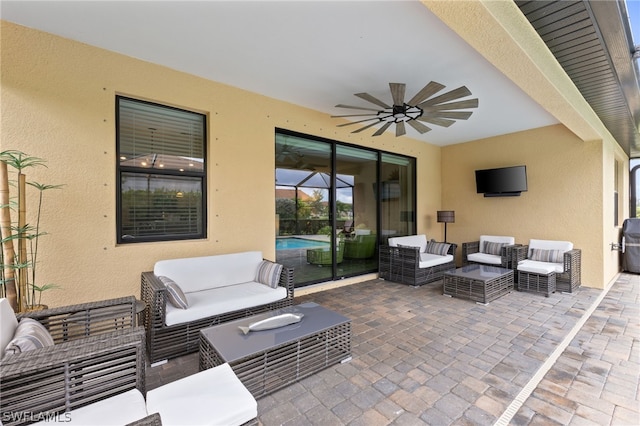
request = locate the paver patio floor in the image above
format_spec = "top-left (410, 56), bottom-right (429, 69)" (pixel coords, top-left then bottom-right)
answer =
top-left (146, 273), bottom-right (639, 425)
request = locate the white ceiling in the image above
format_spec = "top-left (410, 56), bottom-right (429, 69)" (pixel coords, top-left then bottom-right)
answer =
top-left (1, 0), bottom-right (559, 146)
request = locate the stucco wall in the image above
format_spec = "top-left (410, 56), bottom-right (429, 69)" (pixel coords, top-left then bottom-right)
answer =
top-left (442, 124), bottom-right (615, 289)
top-left (1, 21), bottom-right (442, 306)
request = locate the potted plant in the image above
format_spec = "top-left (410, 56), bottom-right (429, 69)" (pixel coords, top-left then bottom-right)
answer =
top-left (0, 150), bottom-right (62, 312)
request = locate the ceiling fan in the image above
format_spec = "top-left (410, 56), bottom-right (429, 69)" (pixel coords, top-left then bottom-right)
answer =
top-left (332, 82), bottom-right (478, 137)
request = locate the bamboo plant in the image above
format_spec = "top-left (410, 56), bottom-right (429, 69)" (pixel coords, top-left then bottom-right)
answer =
top-left (0, 150), bottom-right (62, 312)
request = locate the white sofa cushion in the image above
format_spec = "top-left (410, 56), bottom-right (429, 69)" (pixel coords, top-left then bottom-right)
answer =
top-left (146, 363), bottom-right (257, 426)
top-left (419, 253), bottom-right (454, 268)
top-left (0, 298), bottom-right (19, 359)
top-left (527, 239), bottom-right (572, 258)
top-left (31, 388), bottom-right (148, 425)
top-left (388, 235), bottom-right (428, 253)
top-left (518, 260), bottom-right (562, 275)
top-left (165, 282), bottom-right (287, 326)
top-left (480, 235), bottom-right (515, 253)
top-left (154, 251), bottom-right (263, 293)
top-left (467, 252), bottom-right (503, 265)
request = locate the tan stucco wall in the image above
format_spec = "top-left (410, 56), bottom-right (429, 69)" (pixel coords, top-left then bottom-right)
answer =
top-left (442, 124), bottom-right (623, 289)
top-left (0, 21), bottom-right (442, 306)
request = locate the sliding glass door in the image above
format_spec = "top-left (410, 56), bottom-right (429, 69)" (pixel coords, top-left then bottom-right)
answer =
top-left (275, 130), bottom-right (416, 287)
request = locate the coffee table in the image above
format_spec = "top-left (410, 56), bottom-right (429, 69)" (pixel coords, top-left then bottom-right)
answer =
top-left (199, 302), bottom-right (351, 398)
top-left (443, 264), bottom-right (514, 304)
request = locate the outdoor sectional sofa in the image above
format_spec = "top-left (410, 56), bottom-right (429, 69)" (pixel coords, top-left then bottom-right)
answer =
top-left (379, 234), bottom-right (457, 286)
top-left (141, 251), bottom-right (294, 364)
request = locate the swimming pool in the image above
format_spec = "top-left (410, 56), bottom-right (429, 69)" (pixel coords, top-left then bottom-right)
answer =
top-left (276, 237), bottom-right (329, 250)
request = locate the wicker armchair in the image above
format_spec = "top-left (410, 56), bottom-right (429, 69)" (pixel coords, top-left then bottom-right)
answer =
top-left (462, 236), bottom-right (519, 269)
top-left (379, 237), bottom-right (457, 286)
top-left (0, 297), bottom-right (146, 426)
top-left (141, 267), bottom-right (294, 364)
top-left (513, 240), bottom-right (582, 294)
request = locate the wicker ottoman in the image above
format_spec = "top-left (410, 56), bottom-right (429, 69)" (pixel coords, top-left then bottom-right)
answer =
top-left (517, 270), bottom-right (556, 297)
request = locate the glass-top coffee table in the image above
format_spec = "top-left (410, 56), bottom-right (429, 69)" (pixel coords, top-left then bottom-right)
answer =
top-left (443, 264), bottom-right (514, 304)
top-left (199, 302), bottom-right (351, 398)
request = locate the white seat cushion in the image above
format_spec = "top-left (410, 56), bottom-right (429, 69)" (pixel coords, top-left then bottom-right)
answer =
top-left (0, 298), bottom-right (19, 359)
top-left (146, 363), bottom-right (257, 426)
top-left (31, 389), bottom-right (147, 425)
top-left (419, 253), bottom-right (454, 268)
top-left (518, 260), bottom-right (563, 274)
top-left (467, 252), bottom-right (502, 265)
top-left (165, 282), bottom-right (287, 326)
top-left (388, 235), bottom-right (429, 252)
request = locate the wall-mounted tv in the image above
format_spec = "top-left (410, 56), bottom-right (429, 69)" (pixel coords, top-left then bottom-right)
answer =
top-left (475, 165), bottom-right (527, 197)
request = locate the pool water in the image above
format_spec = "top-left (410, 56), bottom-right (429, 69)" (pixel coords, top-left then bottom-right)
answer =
top-left (276, 237), bottom-right (329, 250)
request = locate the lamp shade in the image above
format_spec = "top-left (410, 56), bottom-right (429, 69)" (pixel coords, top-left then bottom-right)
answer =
top-left (437, 210), bottom-right (455, 223)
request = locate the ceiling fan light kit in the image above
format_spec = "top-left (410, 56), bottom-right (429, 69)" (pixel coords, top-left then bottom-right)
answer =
top-left (332, 82), bottom-right (478, 137)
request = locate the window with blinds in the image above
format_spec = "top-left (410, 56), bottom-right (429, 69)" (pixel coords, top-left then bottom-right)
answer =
top-left (116, 96), bottom-right (206, 243)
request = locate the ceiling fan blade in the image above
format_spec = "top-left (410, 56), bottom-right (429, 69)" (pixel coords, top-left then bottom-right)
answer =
top-left (335, 104), bottom-right (381, 112)
top-left (421, 98), bottom-right (479, 111)
top-left (418, 86), bottom-right (473, 107)
top-left (337, 117), bottom-right (380, 127)
top-left (407, 119), bottom-right (432, 134)
top-left (421, 110), bottom-right (474, 120)
top-left (389, 83), bottom-right (406, 106)
top-left (352, 121), bottom-right (383, 134)
top-left (396, 121), bottom-right (406, 137)
top-left (417, 115), bottom-right (456, 127)
top-left (331, 113), bottom-right (379, 118)
top-left (407, 81), bottom-right (446, 105)
top-left (372, 122), bottom-right (393, 136)
top-left (355, 92), bottom-right (391, 109)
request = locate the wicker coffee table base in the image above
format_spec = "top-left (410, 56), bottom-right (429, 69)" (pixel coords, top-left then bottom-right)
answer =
top-left (443, 267), bottom-right (513, 304)
top-left (200, 320), bottom-right (351, 398)
top-left (517, 271), bottom-right (556, 297)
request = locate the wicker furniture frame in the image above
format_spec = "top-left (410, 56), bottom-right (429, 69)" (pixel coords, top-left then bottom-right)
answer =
top-left (199, 303), bottom-right (351, 398)
top-left (443, 265), bottom-right (514, 304)
top-left (512, 246), bottom-right (581, 293)
top-left (1, 297), bottom-right (145, 426)
top-left (461, 241), bottom-right (520, 269)
top-left (517, 270), bottom-right (556, 297)
top-left (141, 267), bottom-right (295, 364)
top-left (379, 242), bottom-right (457, 286)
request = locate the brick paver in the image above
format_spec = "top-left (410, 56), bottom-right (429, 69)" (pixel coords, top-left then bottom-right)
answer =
top-left (146, 273), bottom-right (639, 425)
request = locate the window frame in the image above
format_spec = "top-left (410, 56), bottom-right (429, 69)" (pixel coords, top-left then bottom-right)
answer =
top-left (115, 96), bottom-right (207, 244)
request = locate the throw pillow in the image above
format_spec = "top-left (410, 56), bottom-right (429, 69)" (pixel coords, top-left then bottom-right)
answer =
top-left (483, 241), bottom-right (507, 256)
top-left (4, 318), bottom-right (55, 356)
top-left (530, 248), bottom-right (564, 263)
top-left (255, 260), bottom-right (283, 289)
top-left (426, 241), bottom-right (451, 256)
top-left (158, 276), bottom-right (189, 309)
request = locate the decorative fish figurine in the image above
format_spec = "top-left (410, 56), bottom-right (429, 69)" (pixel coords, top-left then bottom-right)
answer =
top-left (239, 313), bottom-right (304, 335)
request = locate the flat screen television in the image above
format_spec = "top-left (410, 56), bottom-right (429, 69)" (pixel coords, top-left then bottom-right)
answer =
top-left (475, 165), bottom-right (527, 197)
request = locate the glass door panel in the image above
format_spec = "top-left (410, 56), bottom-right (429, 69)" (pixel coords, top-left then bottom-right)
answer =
top-left (380, 153), bottom-right (416, 244)
top-left (275, 134), bottom-right (333, 284)
top-left (336, 145), bottom-right (378, 278)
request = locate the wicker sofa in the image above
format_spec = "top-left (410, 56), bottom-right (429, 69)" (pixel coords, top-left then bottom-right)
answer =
top-left (379, 234), bottom-right (457, 286)
top-left (141, 251), bottom-right (294, 364)
top-left (0, 297), bottom-right (146, 426)
top-left (514, 239), bottom-right (582, 295)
